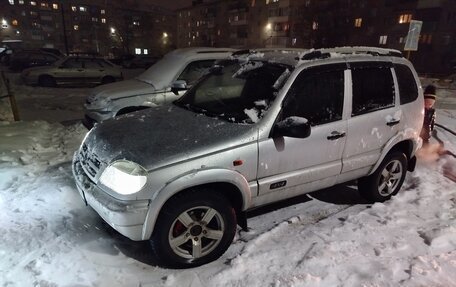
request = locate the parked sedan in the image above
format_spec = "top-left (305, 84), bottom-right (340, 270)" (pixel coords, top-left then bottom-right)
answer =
top-left (21, 56), bottom-right (123, 87)
top-left (9, 50), bottom-right (62, 72)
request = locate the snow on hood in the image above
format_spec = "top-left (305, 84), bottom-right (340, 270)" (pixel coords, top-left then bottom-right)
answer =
top-left (89, 79), bottom-right (156, 102)
top-left (84, 105), bottom-right (257, 170)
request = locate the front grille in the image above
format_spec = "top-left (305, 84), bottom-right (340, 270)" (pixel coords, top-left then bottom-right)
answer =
top-left (79, 143), bottom-right (102, 181)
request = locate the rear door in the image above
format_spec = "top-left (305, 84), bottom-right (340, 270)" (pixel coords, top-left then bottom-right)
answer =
top-left (341, 61), bottom-right (400, 178)
top-left (55, 58), bottom-right (85, 85)
top-left (257, 64), bottom-right (348, 199)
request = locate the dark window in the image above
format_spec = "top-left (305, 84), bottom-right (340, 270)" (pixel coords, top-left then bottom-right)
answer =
top-left (394, 64), bottom-right (418, 105)
top-left (62, 58), bottom-right (82, 68)
top-left (282, 65), bottom-right (345, 126)
top-left (177, 60), bottom-right (216, 86)
top-left (351, 63), bottom-right (395, 116)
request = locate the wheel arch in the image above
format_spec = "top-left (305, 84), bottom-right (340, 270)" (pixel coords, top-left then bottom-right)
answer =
top-left (370, 138), bottom-right (418, 175)
top-left (141, 168), bottom-right (252, 240)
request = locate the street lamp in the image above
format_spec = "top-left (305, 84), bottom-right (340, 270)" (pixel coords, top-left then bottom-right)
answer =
top-left (1, 19), bottom-right (8, 29)
top-left (163, 32), bottom-right (168, 38)
top-left (110, 27), bottom-right (116, 35)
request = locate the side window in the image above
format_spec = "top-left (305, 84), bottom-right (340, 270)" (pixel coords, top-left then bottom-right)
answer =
top-left (83, 59), bottom-right (102, 69)
top-left (394, 64), bottom-right (418, 105)
top-left (282, 65), bottom-right (345, 126)
top-left (177, 60), bottom-right (216, 86)
top-left (62, 58), bottom-right (82, 68)
top-left (351, 63), bottom-right (395, 116)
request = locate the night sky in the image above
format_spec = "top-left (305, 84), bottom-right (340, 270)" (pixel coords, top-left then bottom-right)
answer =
top-left (151, 0), bottom-right (192, 10)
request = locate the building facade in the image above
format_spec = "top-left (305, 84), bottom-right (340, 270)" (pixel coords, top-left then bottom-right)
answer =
top-left (177, 0), bottom-right (456, 74)
top-left (0, 0), bottom-right (176, 57)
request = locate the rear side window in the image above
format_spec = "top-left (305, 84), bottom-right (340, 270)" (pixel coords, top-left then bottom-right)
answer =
top-left (394, 64), bottom-right (418, 105)
top-left (351, 62), bottom-right (395, 116)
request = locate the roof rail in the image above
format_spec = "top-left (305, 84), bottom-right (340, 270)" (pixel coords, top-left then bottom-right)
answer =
top-left (301, 46), bottom-right (403, 60)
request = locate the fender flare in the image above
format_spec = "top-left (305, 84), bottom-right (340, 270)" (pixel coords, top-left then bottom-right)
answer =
top-left (368, 131), bottom-right (419, 175)
top-left (141, 168), bottom-right (252, 240)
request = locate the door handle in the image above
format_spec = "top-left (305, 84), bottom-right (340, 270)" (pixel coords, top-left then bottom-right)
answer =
top-left (327, 131), bottom-right (346, 140)
top-left (386, 119), bottom-right (400, 126)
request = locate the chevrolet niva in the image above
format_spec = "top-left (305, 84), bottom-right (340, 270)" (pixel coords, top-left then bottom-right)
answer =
top-left (73, 47), bottom-right (424, 268)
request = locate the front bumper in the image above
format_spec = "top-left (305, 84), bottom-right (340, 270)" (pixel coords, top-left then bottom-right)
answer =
top-left (72, 158), bottom-right (150, 240)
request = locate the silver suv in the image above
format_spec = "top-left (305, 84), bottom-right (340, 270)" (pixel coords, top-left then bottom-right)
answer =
top-left (83, 47), bottom-right (235, 128)
top-left (73, 47), bottom-right (423, 268)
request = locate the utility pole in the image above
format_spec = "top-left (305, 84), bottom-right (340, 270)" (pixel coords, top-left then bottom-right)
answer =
top-left (61, 3), bottom-right (69, 55)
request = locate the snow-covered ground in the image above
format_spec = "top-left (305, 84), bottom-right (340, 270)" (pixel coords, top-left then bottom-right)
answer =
top-left (1, 71), bottom-right (456, 286)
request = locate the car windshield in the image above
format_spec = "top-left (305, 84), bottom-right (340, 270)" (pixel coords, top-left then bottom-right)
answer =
top-left (175, 60), bottom-right (291, 124)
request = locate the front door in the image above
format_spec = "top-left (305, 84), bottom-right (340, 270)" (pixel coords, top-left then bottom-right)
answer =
top-left (257, 64), bottom-right (348, 200)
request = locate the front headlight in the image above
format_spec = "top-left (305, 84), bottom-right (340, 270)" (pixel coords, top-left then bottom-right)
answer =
top-left (99, 160), bottom-right (147, 195)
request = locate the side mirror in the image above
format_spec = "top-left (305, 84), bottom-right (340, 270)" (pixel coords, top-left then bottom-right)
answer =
top-left (274, 116), bottom-right (311, 138)
top-left (171, 80), bottom-right (188, 95)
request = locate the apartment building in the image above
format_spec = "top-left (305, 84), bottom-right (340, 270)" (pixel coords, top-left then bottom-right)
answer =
top-left (0, 0), bottom-right (176, 57)
top-left (177, 0), bottom-right (456, 74)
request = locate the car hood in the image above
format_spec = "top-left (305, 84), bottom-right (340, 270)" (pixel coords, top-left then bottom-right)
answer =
top-left (90, 79), bottom-right (156, 101)
top-left (84, 105), bottom-right (258, 171)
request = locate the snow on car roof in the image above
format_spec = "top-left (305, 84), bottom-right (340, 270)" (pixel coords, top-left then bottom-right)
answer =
top-left (231, 46), bottom-right (404, 68)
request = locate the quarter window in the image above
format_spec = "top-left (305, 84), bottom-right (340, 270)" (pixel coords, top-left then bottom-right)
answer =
top-left (351, 63), bottom-right (395, 116)
top-left (394, 64), bottom-right (418, 105)
top-left (282, 65), bottom-right (345, 126)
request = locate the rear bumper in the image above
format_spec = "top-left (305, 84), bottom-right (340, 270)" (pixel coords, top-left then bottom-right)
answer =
top-left (72, 157), bottom-right (150, 240)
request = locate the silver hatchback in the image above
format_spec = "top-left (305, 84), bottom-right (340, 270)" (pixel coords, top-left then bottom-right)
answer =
top-left (73, 47), bottom-right (423, 268)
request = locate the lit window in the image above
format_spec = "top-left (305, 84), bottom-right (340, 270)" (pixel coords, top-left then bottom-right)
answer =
top-left (92, 17), bottom-right (98, 22)
top-left (12, 19), bottom-right (18, 25)
top-left (133, 21), bottom-right (140, 26)
top-left (135, 48), bottom-right (141, 55)
top-left (52, 3), bottom-right (58, 9)
top-left (30, 1), bottom-right (36, 5)
top-left (101, 9), bottom-right (105, 14)
top-left (312, 21), bottom-right (318, 30)
top-left (101, 18), bottom-right (106, 23)
top-left (40, 2), bottom-right (48, 8)
top-left (399, 37), bottom-right (404, 44)
top-left (80, 6), bottom-right (87, 12)
top-left (379, 35), bottom-right (388, 45)
top-left (1, 19), bottom-right (8, 28)
top-left (354, 18), bottom-right (362, 27)
top-left (9, 0), bottom-right (14, 5)
top-left (217, 29), bottom-right (221, 36)
top-left (74, 25), bottom-right (79, 30)
top-left (19, 0), bottom-right (24, 4)
top-left (71, 6), bottom-right (76, 11)
top-left (399, 14), bottom-right (412, 24)
top-left (143, 49), bottom-right (148, 55)
top-left (251, 0), bottom-right (255, 7)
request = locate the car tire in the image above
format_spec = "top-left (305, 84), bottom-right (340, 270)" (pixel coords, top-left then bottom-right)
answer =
top-left (101, 76), bottom-right (115, 85)
top-left (150, 189), bottom-right (237, 268)
top-left (38, 75), bottom-right (56, 87)
top-left (358, 151), bottom-right (408, 202)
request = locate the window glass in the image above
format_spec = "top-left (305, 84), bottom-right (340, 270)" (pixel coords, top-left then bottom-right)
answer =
top-left (83, 59), bottom-right (102, 69)
top-left (98, 59), bottom-right (112, 67)
top-left (394, 64), bottom-right (418, 105)
top-left (61, 58), bottom-right (82, 68)
top-left (175, 60), bottom-right (289, 123)
top-left (43, 54), bottom-right (57, 61)
top-left (177, 60), bottom-right (216, 86)
top-left (351, 63), bottom-right (395, 116)
top-left (282, 65), bottom-right (345, 126)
